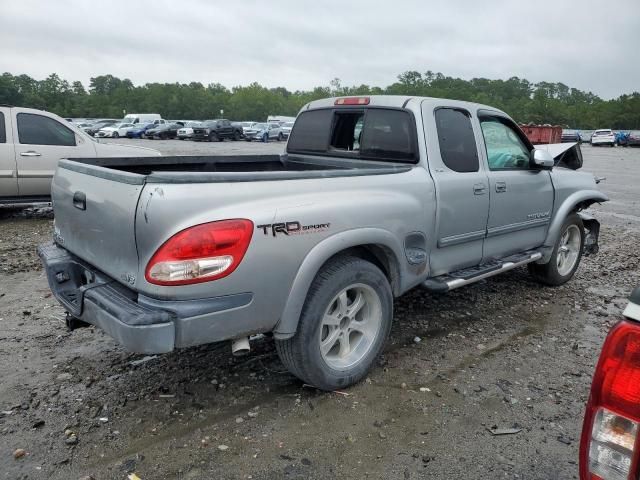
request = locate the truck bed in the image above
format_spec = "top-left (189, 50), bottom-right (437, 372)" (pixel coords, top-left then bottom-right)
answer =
top-left (59, 154), bottom-right (411, 184)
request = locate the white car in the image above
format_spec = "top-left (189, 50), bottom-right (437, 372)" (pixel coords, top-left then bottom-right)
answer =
top-left (281, 121), bottom-right (294, 138)
top-left (177, 121), bottom-right (202, 140)
top-left (96, 123), bottom-right (136, 138)
top-left (243, 122), bottom-right (284, 142)
top-left (591, 129), bottom-right (616, 147)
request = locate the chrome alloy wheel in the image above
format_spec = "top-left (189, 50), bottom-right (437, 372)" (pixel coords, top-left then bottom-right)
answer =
top-left (319, 284), bottom-right (383, 370)
top-left (557, 224), bottom-right (581, 276)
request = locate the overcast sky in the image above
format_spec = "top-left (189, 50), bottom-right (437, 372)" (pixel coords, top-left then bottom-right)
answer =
top-left (1, 0), bottom-right (638, 99)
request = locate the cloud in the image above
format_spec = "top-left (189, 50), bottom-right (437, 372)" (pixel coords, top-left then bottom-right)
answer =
top-left (0, 0), bottom-right (637, 99)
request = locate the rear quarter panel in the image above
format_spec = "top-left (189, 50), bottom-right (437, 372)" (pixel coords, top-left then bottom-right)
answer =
top-left (135, 167), bottom-right (435, 332)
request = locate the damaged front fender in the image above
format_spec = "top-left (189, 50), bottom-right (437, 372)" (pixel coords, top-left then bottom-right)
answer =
top-left (579, 211), bottom-right (600, 255)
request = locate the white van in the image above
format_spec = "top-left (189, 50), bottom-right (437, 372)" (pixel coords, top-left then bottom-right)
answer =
top-left (123, 114), bottom-right (165, 125)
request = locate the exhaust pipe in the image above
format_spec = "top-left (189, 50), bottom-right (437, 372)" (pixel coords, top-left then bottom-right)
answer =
top-left (231, 336), bottom-right (250, 356)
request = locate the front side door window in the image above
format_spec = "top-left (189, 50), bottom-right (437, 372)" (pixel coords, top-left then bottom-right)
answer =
top-left (17, 113), bottom-right (76, 146)
top-left (479, 118), bottom-right (530, 170)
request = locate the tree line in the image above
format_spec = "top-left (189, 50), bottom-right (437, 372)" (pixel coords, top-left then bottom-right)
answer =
top-left (1, 71), bottom-right (638, 129)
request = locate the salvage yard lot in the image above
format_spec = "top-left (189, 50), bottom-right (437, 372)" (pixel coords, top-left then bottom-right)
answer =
top-left (1, 143), bottom-right (639, 480)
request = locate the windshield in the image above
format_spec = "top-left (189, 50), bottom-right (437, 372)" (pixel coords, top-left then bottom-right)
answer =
top-left (253, 123), bottom-right (267, 130)
top-left (283, 122), bottom-right (294, 128)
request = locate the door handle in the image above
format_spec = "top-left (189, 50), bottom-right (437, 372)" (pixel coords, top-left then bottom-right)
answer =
top-left (495, 181), bottom-right (507, 193)
top-left (473, 183), bottom-right (486, 195)
top-left (20, 151), bottom-right (41, 157)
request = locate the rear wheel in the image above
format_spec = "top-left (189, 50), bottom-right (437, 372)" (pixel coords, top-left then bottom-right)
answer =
top-left (275, 256), bottom-right (393, 391)
top-left (528, 213), bottom-right (584, 286)
top-left (278, 133), bottom-right (284, 141)
top-left (113, 132), bottom-right (119, 138)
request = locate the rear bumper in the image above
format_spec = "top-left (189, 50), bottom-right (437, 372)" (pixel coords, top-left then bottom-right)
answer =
top-left (38, 243), bottom-right (253, 354)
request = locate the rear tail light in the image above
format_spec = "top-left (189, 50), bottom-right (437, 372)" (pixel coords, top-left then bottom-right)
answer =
top-left (335, 97), bottom-right (370, 106)
top-left (145, 219), bottom-right (253, 286)
top-left (581, 289), bottom-right (640, 479)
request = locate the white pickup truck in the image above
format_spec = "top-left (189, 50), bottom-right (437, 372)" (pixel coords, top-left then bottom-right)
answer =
top-left (0, 106), bottom-right (160, 203)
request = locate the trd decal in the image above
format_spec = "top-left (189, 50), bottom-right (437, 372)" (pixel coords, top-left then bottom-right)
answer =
top-left (257, 221), bottom-right (331, 237)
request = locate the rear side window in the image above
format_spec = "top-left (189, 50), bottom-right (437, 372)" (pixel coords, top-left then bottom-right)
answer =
top-left (17, 113), bottom-right (76, 146)
top-left (434, 108), bottom-right (479, 173)
top-left (288, 108), bottom-right (417, 162)
top-left (0, 113), bottom-right (5, 143)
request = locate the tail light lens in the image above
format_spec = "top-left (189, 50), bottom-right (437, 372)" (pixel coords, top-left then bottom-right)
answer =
top-left (145, 219), bottom-right (253, 286)
top-left (581, 318), bottom-right (640, 479)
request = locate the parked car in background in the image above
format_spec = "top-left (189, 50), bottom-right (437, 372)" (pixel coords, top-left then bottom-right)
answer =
top-left (192, 119), bottom-right (243, 142)
top-left (615, 131), bottom-right (630, 146)
top-left (126, 123), bottom-right (155, 139)
top-left (177, 121), bottom-right (202, 140)
top-left (243, 122), bottom-right (283, 142)
top-left (627, 132), bottom-right (640, 147)
top-left (123, 113), bottom-right (164, 125)
top-left (144, 122), bottom-right (184, 140)
top-left (239, 121), bottom-right (258, 129)
top-left (591, 129), bottom-right (616, 147)
top-left (281, 121), bottom-right (294, 139)
top-left (0, 106), bottom-right (159, 203)
top-left (580, 287), bottom-right (640, 480)
top-left (561, 129), bottom-right (581, 143)
top-left (84, 119), bottom-right (119, 136)
top-left (96, 122), bottom-right (136, 138)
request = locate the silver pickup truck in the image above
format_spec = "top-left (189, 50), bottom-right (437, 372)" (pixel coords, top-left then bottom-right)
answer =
top-left (39, 95), bottom-right (607, 390)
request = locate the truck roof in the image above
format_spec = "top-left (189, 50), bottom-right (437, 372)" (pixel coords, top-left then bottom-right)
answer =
top-left (303, 95), bottom-right (507, 117)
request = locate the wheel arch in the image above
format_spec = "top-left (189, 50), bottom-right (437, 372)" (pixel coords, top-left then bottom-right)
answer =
top-left (541, 190), bottom-right (608, 262)
top-left (273, 228), bottom-right (404, 339)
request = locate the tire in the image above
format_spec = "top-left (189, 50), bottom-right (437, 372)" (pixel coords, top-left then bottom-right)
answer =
top-left (113, 132), bottom-right (119, 138)
top-left (233, 130), bottom-right (241, 141)
top-left (208, 133), bottom-right (216, 142)
top-left (278, 133), bottom-right (284, 141)
top-left (262, 133), bottom-right (268, 143)
top-left (218, 135), bottom-right (224, 142)
top-left (528, 213), bottom-right (584, 286)
top-left (275, 255), bottom-right (393, 391)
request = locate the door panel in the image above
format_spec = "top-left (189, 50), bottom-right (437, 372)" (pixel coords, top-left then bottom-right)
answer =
top-left (479, 115), bottom-right (554, 260)
top-left (423, 104), bottom-right (490, 276)
top-left (0, 109), bottom-right (18, 197)
top-left (12, 110), bottom-right (95, 197)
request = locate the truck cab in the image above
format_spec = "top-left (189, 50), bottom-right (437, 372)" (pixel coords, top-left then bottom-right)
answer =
top-left (0, 105), bottom-right (161, 203)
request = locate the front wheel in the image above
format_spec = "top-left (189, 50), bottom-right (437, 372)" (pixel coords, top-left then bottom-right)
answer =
top-left (528, 213), bottom-right (584, 286)
top-left (278, 133), bottom-right (284, 141)
top-left (233, 131), bottom-right (241, 141)
top-left (113, 132), bottom-right (119, 138)
top-left (275, 256), bottom-right (393, 391)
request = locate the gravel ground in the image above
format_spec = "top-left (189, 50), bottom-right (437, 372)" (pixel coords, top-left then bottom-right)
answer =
top-left (1, 142), bottom-right (639, 480)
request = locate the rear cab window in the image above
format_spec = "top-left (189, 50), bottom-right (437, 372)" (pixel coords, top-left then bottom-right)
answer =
top-left (287, 107), bottom-right (418, 163)
top-left (0, 112), bottom-right (6, 143)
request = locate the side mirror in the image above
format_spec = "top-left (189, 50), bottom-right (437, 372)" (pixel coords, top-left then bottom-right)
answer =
top-left (532, 149), bottom-right (554, 169)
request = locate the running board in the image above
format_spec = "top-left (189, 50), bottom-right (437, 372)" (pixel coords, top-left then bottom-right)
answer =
top-left (422, 251), bottom-right (543, 293)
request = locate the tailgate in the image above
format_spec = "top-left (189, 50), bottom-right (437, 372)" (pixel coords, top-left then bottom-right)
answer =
top-left (52, 160), bottom-right (145, 288)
